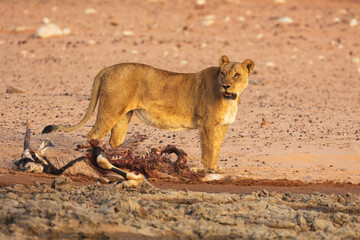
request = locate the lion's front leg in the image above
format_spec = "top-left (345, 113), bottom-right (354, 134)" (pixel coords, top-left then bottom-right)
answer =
top-left (199, 124), bottom-right (228, 172)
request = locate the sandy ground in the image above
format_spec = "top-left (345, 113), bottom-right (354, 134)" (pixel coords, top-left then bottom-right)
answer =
top-left (0, 0), bottom-right (360, 238)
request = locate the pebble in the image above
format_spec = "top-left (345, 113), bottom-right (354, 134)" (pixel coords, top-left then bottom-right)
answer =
top-left (0, 40), bottom-right (4, 44)
top-left (237, 16), bottom-right (246, 22)
top-left (278, 16), bottom-right (293, 24)
top-left (123, 30), bottom-right (134, 36)
top-left (6, 86), bottom-right (26, 94)
top-left (180, 60), bottom-right (188, 65)
top-left (200, 42), bottom-right (207, 48)
top-left (42, 17), bottom-right (50, 24)
top-left (88, 39), bottom-right (96, 45)
top-left (265, 62), bottom-right (275, 67)
top-left (274, 0), bottom-right (286, 3)
top-left (255, 33), bottom-right (263, 39)
top-left (202, 15), bottom-right (216, 26)
top-left (333, 17), bottom-right (340, 23)
top-left (223, 16), bottom-right (231, 22)
top-left (349, 18), bottom-right (358, 27)
top-left (352, 57), bottom-right (360, 64)
top-left (318, 55), bottom-right (325, 61)
top-left (196, 0), bottom-right (206, 7)
top-left (131, 50), bottom-right (138, 54)
top-left (35, 23), bottom-right (70, 38)
top-left (20, 50), bottom-right (27, 57)
top-left (84, 8), bottom-right (97, 14)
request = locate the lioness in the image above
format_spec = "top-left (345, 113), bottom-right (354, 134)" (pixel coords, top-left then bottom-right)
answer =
top-left (43, 55), bottom-right (254, 172)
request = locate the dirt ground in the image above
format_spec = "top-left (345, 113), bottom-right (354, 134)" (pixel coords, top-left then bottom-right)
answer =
top-left (0, 0), bottom-right (359, 239)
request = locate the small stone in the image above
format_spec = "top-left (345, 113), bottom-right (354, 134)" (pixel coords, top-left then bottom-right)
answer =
top-left (131, 50), bottom-right (138, 54)
top-left (163, 51), bottom-right (169, 56)
top-left (223, 16), bottom-right (230, 22)
top-left (256, 33), bottom-right (263, 39)
top-left (202, 15), bottom-right (216, 26)
top-left (35, 23), bottom-right (63, 38)
top-left (6, 86), bottom-right (26, 94)
top-left (88, 39), bottom-right (96, 45)
top-left (62, 28), bottom-right (71, 35)
top-left (0, 40), bottom-right (4, 44)
top-left (200, 42), bottom-right (207, 48)
top-left (275, 0), bottom-right (286, 3)
top-left (290, 55), bottom-right (296, 60)
top-left (261, 118), bottom-right (270, 128)
top-left (265, 62), bottom-right (275, 67)
top-left (110, 20), bottom-right (119, 26)
top-left (350, 18), bottom-right (358, 27)
top-left (180, 60), bottom-right (188, 65)
top-left (246, 10), bottom-right (252, 16)
top-left (85, 8), bottom-right (96, 14)
top-left (20, 50), bottom-right (27, 57)
top-left (196, 0), bottom-right (206, 7)
top-left (52, 6), bottom-right (58, 11)
top-left (352, 57), bottom-right (360, 64)
top-left (318, 55), bottom-right (325, 61)
top-left (123, 30), bottom-right (134, 36)
top-left (333, 17), bottom-right (340, 23)
top-left (278, 16), bottom-right (293, 24)
top-left (42, 17), bottom-right (50, 24)
top-left (237, 16), bottom-right (246, 22)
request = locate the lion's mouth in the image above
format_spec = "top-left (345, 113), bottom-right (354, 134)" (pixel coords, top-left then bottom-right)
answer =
top-left (223, 92), bottom-right (237, 100)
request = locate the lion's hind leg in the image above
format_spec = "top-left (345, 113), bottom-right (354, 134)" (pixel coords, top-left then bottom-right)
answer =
top-left (109, 111), bottom-right (133, 148)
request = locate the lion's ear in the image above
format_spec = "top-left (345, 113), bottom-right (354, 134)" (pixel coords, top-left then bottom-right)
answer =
top-left (219, 55), bottom-right (230, 67)
top-left (241, 59), bottom-right (255, 75)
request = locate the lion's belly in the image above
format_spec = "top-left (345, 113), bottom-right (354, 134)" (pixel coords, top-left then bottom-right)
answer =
top-left (133, 109), bottom-right (197, 131)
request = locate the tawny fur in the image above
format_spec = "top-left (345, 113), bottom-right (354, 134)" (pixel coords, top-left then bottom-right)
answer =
top-left (43, 55), bottom-right (254, 172)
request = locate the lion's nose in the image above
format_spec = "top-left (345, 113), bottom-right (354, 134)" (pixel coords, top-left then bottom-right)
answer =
top-left (222, 85), bottom-right (230, 90)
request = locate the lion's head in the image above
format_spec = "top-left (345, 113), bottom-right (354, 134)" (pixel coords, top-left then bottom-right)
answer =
top-left (218, 55), bottom-right (255, 100)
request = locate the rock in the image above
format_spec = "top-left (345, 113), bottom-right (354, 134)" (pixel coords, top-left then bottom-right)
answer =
top-left (350, 18), bottom-right (358, 27)
top-left (196, 0), bottom-right (206, 7)
top-left (333, 17), bottom-right (340, 23)
top-left (352, 57), bottom-right (360, 64)
top-left (123, 30), bottom-right (134, 36)
top-left (84, 8), bottom-right (96, 14)
top-left (35, 23), bottom-right (70, 38)
top-left (318, 55), bottom-right (325, 61)
top-left (88, 39), bottom-right (96, 45)
top-left (261, 118), bottom-right (270, 128)
top-left (312, 219), bottom-right (335, 232)
top-left (202, 15), bottom-right (216, 26)
top-left (237, 16), bottom-right (246, 22)
top-left (51, 175), bottom-right (72, 190)
top-left (180, 60), bottom-right (188, 65)
top-left (42, 17), bottom-right (50, 24)
top-left (265, 62), bottom-right (275, 67)
top-left (6, 86), bottom-right (26, 94)
top-left (278, 16), bottom-right (293, 24)
top-left (256, 33), bottom-right (263, 39)
top-left (275, 0), bottom-right (286, 3)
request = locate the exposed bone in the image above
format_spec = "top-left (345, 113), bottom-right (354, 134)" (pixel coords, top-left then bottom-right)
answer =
top-left (37, 139), bottom-right (55, 155)
top-left (24, 119), bottom-right (31, 150)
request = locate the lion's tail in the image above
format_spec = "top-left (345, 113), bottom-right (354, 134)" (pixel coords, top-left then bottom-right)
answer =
top-left (42, 69), bottom-right (106, 134)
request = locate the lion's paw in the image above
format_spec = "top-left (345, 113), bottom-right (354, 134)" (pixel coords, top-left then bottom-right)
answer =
top-left (191, 166), bottom-right (225, 174)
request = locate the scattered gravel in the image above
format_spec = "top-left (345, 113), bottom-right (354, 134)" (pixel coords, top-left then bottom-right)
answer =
top-left (0, 176), bottom-right (359, 239)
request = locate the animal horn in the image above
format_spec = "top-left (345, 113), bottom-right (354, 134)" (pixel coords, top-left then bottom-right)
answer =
top-left (24, 119), bottom-right (31, 150)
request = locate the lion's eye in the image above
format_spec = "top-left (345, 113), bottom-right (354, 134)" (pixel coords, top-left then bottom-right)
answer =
top-left (234, 73), bottom-right (240, 77)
